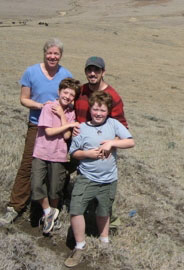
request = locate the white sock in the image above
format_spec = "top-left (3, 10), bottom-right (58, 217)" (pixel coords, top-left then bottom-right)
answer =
top-left (99, 236), bottom-right (109, 243)
top-left (43, 207), bottom-right (51, 216)
top-left (75, 241), bottom-right (86, 249)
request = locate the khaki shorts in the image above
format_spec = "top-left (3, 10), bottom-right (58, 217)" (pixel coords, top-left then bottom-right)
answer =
top-left (70, 174), bottom-right (117, 217)
top-left (31, 158), bottom-right (67, 201)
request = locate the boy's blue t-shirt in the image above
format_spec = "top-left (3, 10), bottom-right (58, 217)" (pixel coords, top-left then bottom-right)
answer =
top-left (69, 117), bottom-right (132, 183)
top-left (20, 63), bottom-right (72, 124)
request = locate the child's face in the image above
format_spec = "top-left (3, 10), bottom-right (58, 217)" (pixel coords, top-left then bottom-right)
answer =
top-left (58, 88), bottom-right (75, 108)
top-left (90, 102), bottom-right (108, 125)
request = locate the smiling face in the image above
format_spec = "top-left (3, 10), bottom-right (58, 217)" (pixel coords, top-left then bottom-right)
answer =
top-left (90, 102), bottom-right (109, 125)
top-left (85, 65), bottom-right (105, 86)
top-left (44, 46), bottom-right (62, 69)
top-left (59, 88), bottom-right (76, 108)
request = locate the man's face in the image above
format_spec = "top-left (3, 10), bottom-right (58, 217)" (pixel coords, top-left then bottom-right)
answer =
top-left (90, 102), bottom-right (108, 125)
top-left (44, 46), bottom-right (62, 69)
top-left (85, 65), bottom-right (105, 85)
top-left (59, 88), bottom-right (75, 108)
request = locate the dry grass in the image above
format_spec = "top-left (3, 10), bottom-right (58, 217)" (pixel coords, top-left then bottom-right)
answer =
top-left (0, 227), bottom-right (66, 270)
top-left (0, 1), bottom-right (184, 269)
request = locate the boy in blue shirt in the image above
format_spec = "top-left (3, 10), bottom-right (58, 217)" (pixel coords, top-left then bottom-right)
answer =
top-left (65, 91), bottom-right (135, 267)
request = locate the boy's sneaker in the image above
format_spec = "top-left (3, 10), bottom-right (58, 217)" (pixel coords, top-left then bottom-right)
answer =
top-left (64, 245), bottom-right (87, 267)
top-left (99, 241), bottom-right (110, 249)
top-left (0, 207), bottom-right (18, 225)
top-left (43, 208), bottom-right (59, 234)
top-left (53, 219), bottom-right (62, 231)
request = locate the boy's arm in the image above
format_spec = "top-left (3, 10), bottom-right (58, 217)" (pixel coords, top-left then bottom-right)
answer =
top-left (98, 119), bottom-right (134, 155)
top-left (71, 138), bottom-right (134, 160)
top-left (45, 122), bottom-right (79, 137)
top-left (100, 138), bottom-right (135, 152)
top-left (72, 148), bottom-right (104, 160)
top-left (45, 105), bottom-right (78, 139)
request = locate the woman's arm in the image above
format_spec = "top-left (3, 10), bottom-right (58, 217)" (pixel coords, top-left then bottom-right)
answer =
top-left (20, 86), bottom-right (43, 110)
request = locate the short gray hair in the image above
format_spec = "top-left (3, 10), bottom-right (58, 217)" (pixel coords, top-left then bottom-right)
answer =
top-left (43, 38), bottom-right (64, 54)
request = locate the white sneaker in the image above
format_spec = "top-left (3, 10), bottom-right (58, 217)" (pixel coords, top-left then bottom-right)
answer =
top-left (42, 207), bottom-right (59, 234)
top-left (0, 207), bottom-right (18, 225)
top-left (53, 219), bottom-right (62, 231)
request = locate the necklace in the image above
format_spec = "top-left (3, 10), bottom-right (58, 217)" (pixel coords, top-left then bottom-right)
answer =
top-left (94, 126), bottom-right (102, 135)
top-left (87, 121), bottom-right (103, 135)
top-left (93, 126), bottom-right (102, 135)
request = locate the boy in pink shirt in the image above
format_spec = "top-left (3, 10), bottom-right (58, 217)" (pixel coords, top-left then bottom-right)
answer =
top-left (31, 78), bottom-right (80, 234)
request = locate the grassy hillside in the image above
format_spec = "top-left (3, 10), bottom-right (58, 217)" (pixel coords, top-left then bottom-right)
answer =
top-left (0, 1), bottom-right (184, 269)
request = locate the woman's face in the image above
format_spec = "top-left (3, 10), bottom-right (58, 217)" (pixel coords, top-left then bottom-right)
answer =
top-left (44, 46), bottom-right (62, 69)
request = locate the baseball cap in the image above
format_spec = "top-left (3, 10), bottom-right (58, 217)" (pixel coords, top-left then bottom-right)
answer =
top-left (85, 56), bottom-right (105, 69)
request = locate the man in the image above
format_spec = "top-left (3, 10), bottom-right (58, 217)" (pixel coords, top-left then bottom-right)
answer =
top-left (0, 38), bottom-right (72, 225)
top-left (67, 56), bottom-right (128, 191)
top-left (75, 56), bottom-right (128, 128)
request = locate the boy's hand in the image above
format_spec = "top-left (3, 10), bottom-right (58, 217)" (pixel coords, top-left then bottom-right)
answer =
top-left (99, 140), bottom-right (113, 158)
top-left (87, 148), bottom-right (104, 159)
top-left (51, 105), bottom-right (64, 117)
top-left (72, 125), bottom-right (80, 137)
top-left (70, 122), bottom-right (80, 129)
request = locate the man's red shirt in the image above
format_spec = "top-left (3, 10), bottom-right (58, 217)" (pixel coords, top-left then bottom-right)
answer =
top-left (75, 83), bottom-right (128, 128)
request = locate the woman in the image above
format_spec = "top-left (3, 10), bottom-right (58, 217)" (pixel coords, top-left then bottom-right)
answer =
top-left (0, 38), bottom-right (72, 225)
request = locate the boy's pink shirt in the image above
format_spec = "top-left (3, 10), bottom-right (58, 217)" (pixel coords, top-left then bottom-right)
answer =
top-left (33, 100), bottom-right (75, 162)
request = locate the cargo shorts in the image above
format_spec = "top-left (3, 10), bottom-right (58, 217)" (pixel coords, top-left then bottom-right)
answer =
top-left (31, 158), bottom-right (67, 201)
top-left (70, 174), bottom-right (117, 217)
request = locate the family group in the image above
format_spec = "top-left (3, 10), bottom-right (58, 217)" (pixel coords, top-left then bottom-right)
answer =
top-left (0, 38), bottom-right (134, 267)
